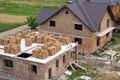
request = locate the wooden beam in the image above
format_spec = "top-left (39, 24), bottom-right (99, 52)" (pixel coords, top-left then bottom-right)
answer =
top-left (68, 63), bottom-right (76, 71)
top-left (72, 62), bottom-right (85, 71)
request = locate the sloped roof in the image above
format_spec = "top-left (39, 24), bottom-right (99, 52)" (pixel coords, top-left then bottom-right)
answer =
top-left (35, 0), bottom-right (112, 32)
top-left (35, 8), bottom-right (57, 24)
top-left (77, 0), bottom-right (120, 6)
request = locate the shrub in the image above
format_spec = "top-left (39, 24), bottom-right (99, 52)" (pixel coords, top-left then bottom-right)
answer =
top-left (92, 52), bottom-right (101, 57)
top-left (113, 32), bottom-right (120, 38)
top-left (27, 16), bottom-right (38, 30)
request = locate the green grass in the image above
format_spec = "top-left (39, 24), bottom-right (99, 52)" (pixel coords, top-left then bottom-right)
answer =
top-left (112, 38), bottom-right (120, 45)
top-left (113, 32), bottom-right (120, 38)
top-left (0, 4), bottom-right (40, 16)
top-left (67, 63), bottom-right (99, 80)
top-left (0, 0), bottom-right (65, 16)
top-left (0, 0), bottom-right (65, 32)
top-left (115, 54), bottom-right (120, 62)
top-left (0, 23), bottom-right (26, 32)
top-left (67, 66), bottom-right (86, 80)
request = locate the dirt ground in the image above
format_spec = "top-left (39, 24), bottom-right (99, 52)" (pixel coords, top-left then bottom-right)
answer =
top-left (0, 14), bottom-right (27, 23)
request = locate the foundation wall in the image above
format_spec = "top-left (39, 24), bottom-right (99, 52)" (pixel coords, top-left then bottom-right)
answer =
top-left (44, 51), bottom-right (73, 80)
top-left (0, 55), bottom-right (45, 80)
top-left (0, 48), bottom-right (75, 80)
top-left (99, 31), bottom-right (112, 46)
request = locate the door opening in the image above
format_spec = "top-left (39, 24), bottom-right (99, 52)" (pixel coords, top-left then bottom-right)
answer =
top-left (48, 68), bottom-right (52, 79)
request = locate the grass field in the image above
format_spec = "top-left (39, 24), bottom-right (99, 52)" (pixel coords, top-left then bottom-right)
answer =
top-left (0, 0), bottom-right (64, 32)
top-left (0, 22), bottom-right (26, 32)
top-left (0, 0), bottom-right (65, 16)
top-left (0, 4), bottom-right (40, 16)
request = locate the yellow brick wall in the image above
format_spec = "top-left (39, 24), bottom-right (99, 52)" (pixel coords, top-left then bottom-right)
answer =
top-left (100, 10), bottom-right (113, 31)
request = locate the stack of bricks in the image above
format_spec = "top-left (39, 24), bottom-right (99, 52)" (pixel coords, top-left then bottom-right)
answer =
top-left (32, 47), bottom-right (42, 58)
top-left (4, 44), bottom-right (21, 54)
top-left (31, 32), bottom-right (70, 59)
top-left (1, 31), bottom-right (70, 57)
top-left (24, 32), bottom-right (39, 46)
top-left (15, 30), bottom-right (27, 38)
top-left (0, 36), bottom-right (22, 54)
top-left (32, 47), bottom-right (49, 59)
top-left (24, 32), bottom-right (70, 45)
top-left (47, 46), bottom-right (56, 55)
top-left (54, 36), bottom-right (70, 44)
top-left (32, 40), bottom-right (62, 59)
top-left (37, 49), bottom-right (49, 59)
top-left (36, 34), bottom-right (47, 43)
top-left (0, 36), bottom-right (21, 45)
top-left (25, 37), bottom-right (33, 46)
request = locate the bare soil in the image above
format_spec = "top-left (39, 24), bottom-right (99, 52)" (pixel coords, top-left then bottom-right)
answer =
top-left (0, 14), bottom-right (27, 23)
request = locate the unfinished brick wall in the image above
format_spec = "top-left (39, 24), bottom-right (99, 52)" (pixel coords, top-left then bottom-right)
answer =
top-left (39, 8), bottom-right (97, 38)
top-left (39, 31), bottom-right (97, 53)
top-left (0, 47), bottom-right (76, 80)
top-left (28, 62), bottom-right (45, 80)
top-left (67, 36), bottom-right (97, 52)
top-left (0, 55), bottom-right (15, 75)
top-left (44, 51), bottom-right (71, 80)
top-left (99, 31), bottom-right (112, 46)
top-left (0, 55), bottom-right (45, 80)
top-left (38, 7), bottom-right (114, 53)
top-left (14, 58), bottom-right (29, 79)
top-left (100, 10), bottom-right (113, 32)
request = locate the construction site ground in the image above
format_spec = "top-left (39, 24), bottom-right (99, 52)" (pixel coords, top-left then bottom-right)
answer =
top-left (0, 27), bottom-right (120, 80)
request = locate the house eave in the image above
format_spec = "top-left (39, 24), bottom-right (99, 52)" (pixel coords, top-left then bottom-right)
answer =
top-left (97, 27), bottom-right (115, 37)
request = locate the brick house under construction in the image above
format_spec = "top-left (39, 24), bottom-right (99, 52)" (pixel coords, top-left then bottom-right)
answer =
top-left (80, 0), bottom-right (120, 30)
top-left (35, 0), bottom-right (115, 53)
top-left (0, 31), bottom-right (78, 80)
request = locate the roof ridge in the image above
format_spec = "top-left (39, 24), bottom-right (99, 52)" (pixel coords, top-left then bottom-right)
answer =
top-left (83, 1), bottom-right (109, 5)
top-left (76, 0), bottom-right (97, 31)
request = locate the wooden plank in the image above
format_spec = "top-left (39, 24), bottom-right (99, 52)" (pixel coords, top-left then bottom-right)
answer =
top-left (72, 62), bottom-right (85, 71)
top-left (68, 63), bottom-right (76, 71)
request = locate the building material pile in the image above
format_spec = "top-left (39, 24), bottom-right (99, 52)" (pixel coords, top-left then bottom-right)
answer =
top-left (1, 31), bottom-right (70, 57)
top-left (12, 30), bottom-right (27, 38)
top-left (25, 37), bottom-right (33, 46)
top-left (0, 30), bottom-right (27, 45)
top-left (4, 44), bottom-right (21, 54)
top-left (24, 32), bottom-right (70, 46)
top-left (0, 36), bottom-right (21, 45)
top-left (31, 32), bottom-right (70, 59)
top-left (32, 41), bottom-right (62, 59)
top-left (0, 36), bottom-right (22, 54)
top-left (32, 47), bottom-right (49, 59)
top-left (54, 36), bottom-right (70, 44)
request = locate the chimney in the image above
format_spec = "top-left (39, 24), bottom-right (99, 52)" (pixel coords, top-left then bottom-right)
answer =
top-left (86, 0), bottom-right (90, 2)
top-left (66, 0), bottom-right (75, 4)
